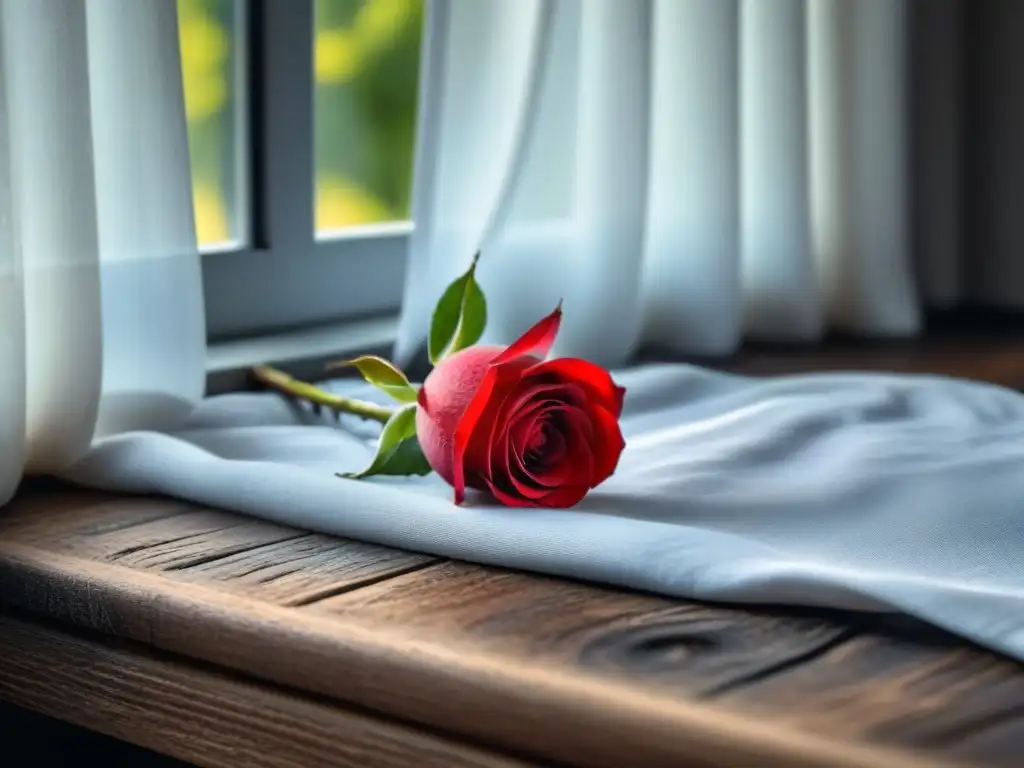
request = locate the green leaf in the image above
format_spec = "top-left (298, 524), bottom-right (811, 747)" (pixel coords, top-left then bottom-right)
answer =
top-left (361, 435), bottom-right (433, 478)
top-left (327, 355), bottom-right (417, 404)
top-left (337, 403), bottom-right (432, 479)
top-left (428, 251), bottom-right (488, 365)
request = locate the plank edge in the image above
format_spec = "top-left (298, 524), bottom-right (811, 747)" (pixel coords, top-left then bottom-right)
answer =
top-left (0, 541), bottom-right (959, 768)
top-left (0, 611), bottom-right (536, 768)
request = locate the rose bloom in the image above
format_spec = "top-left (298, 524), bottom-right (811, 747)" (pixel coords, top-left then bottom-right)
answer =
top-left (416, 306), bottom-right (626, 508)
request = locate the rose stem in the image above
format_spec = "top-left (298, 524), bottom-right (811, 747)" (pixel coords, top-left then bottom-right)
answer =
top-left (249, 365), bottom-right (395, 425)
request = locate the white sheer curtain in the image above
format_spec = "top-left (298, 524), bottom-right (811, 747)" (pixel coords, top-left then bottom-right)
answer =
top-left (0, 0), bottom-right (205, 507)
top-left (396, 0), bottom-right (1018, 369)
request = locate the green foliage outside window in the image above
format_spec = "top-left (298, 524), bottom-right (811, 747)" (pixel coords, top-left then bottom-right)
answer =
top-left (178, 0), bottom-right (422, 246)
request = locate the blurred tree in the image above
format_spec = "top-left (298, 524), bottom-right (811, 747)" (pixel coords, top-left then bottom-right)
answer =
top-left (178, 0), bottom-right (422, 245)
top-left (315, 0), bottom-right (423, 232)
top-left (178, 0), bottom-right (233, 246)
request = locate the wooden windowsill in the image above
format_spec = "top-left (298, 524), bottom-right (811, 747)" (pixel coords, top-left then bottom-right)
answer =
top-left (3, 340), bottom-right (1024, 767)
top-left (712, 339), bottom-right (1024, 389)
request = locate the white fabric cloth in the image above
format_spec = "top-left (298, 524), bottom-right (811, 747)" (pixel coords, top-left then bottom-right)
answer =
top-left (0, 0), bottom-right (206, 508)
top-left (64, 365), bottom-right (1024, 662)
top-left (397, 0), bottom-right (1022, 369)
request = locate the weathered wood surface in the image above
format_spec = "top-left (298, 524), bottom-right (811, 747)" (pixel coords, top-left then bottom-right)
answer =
top-left (1, 485), bottom-right (1022, 768)
top-left (702, 338), bottom-right (1024, 391)
top-left (0, 612), bottom-right (534, 768)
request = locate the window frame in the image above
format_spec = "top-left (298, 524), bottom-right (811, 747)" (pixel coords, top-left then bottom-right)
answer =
top-left (201, 0), bottom-right (411, 342)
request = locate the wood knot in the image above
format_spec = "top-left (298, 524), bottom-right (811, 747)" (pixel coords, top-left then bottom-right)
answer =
top-left (578, 622), bottom-right (721, 673)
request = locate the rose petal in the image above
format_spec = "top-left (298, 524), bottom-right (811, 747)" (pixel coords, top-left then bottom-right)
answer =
top-left (452, 357), bottom-right (533, 504)
top-left (492, 413), bottom-right (549, 501)
top-left (509, 407), bottom-right (570, 477)
top-left (586, 403), bottom-right (626, 485)
top-left (496, 388), bottom-right (573, 455)
top-left (484, 392), bottom-right (567, 506)
top-left (483, 474), bottom-right (538, 508)
top-left (562, 407), bottom-right (596, 485)
top-left (509, 383), bottom-right (588, 425)
top-left (507, 398), bottom-right (569, 465)
top-left (534, 422), bottom-right (568, 466)
top-left (494, 382), bottom-right (587, 484)
top-left (509, 410), bottom-right (541, 461)
top-left (524, 404), bottom-right (593, 490)
top-left (487, 401), bottom-right (576, 499)
top-left (508, 461), bottom-right (551, 500)
top-left (515, 434), bottom-right (573, 488)
top-left (558, 403), bottom-right (595, 444)
top-left (504, 401), bottom-right (548, 474)
top-left (509, 398), bottom-right (556, 448)
top-left (501, 384), bottom-right (586, 466)
top-left (507, 382), bottom-right (578, 417)
top-left (536, 483), bottom-right (590, 508)
top-left (506, 396), bottom-right (573, 447)
top-left (451, 367), bottom-right (497, 503)
top-left (522, 397), bottom-right (622, 491)
top-left (491, 304), bottom-right (562, 366)
top-left (466, 365), bottom-right (560, 487)
top-left (527, 358), bottom-right (626, 417)
top-left (486, 410), bottom-right (593, 509)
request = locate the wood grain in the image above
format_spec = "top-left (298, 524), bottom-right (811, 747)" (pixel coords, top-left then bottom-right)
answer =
top-left (0, 534), bottom-right (939, 768)
top-left (0, 612), bottom-right (536, 768)
top-left (0, 489), bottom-right (438, 605)
top-left (310, 560), bottom-right (852, 696)
top-left (722, 630), bottom-right (1024, 765)
top-left (707, 340), bottom-right (1024, 390)
top-left (4, 486), bottom-right (1023, 766)
top-left (314, 562), bottom-right (1024, 762)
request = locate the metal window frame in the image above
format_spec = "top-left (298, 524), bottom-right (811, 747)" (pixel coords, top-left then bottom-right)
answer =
top-left (201, 0), bottom-right (409, 342)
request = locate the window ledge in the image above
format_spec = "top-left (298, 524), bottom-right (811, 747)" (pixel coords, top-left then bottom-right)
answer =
top-left (205, 314), bottom-right (399, 395)
top-left (207, 312), bottom-right (1024, 396)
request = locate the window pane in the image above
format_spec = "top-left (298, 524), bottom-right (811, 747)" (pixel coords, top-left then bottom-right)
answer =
top-left (178, 0), bottom-right (246, 250)
top-left (314, 0), bottom-right (423, 236)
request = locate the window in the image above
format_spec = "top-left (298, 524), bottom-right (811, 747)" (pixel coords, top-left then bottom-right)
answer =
top-left (179, 0), bottom-right (423, 341)
top-left (315, 0), bottom-right (421, 236)
top-left (178, 0), bottom-right (248, 251)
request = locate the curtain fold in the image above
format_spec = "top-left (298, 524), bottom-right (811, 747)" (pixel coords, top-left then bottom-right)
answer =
top-left (0, 3), bottom-right (23, 504)
top-left (741, 0), bottom-right (818, 341)
top-left (395, 0), bottom-right (550, 364)
top-left (809, 0), bottom-right (920, 336)
top-left (398, 0), bottom-right (1014, 368)
top-left (87, 0), bottom-right (206, 438)
top-left (567, 0), bottom-right (651, 365)
top-left (641, 0), bottom-right (741, 358)
top-left (0, 0), bottom-right (205, 506)
top-left (5, 0), bottom-right (103, 474)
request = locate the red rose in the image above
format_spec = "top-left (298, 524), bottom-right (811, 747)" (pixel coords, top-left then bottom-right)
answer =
top-left (416, 306), bottom-right (626, 508)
